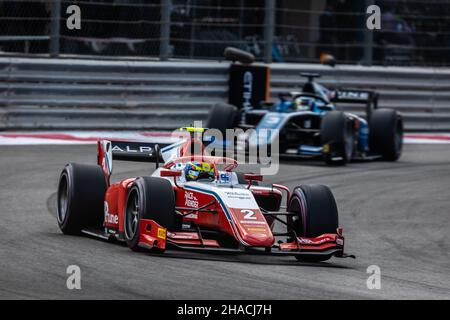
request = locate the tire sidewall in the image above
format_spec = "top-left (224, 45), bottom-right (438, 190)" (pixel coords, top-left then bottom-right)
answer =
top-left (321, 111), bottom-right (354, 164)
top-left (391, 114), bottom-right (403, 159)
top-left (343, 120), bottom-right (355, 161)
top-left (124, 184), bottom-right (142, 249)
top-left (287, 189), bottom-right (308, 236)
top-left (57, 168), bottom-right (73, 228)
top-left (57, 164), bottom-right (81, 233)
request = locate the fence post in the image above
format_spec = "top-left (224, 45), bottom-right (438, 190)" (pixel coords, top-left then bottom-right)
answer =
top-left (160, 0), bottom-right (171, 61)
top-left (263, 0), bottom-right (275, 64)
top-left (362, 0), bottom-right (374, 66)
top-left (50, 0), bottom-right (61, 57)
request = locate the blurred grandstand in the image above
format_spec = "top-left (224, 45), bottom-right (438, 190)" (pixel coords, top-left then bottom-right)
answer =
top-left (0, 0), bottom-right (449, 66)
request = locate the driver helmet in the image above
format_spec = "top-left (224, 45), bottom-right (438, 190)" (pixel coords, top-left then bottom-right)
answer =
top-left (184, 161), bottom-right (215, 181)
top-left (294, 96), bottom-right (313, 110)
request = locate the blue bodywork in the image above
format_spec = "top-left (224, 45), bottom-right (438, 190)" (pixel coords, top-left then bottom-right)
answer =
top-left (247, 88), bottom-right (370, 157)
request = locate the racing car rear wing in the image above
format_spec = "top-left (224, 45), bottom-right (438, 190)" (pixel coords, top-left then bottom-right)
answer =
top-left (108, 140), bottom-right (170, 162)
top-left (330, 89), bottom-right (379, 120)
top-left (97, 140), bottom-right (172, 184)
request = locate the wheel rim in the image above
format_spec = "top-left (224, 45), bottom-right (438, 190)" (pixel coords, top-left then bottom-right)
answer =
top-left (344, 123), bottom-right (354, 160)
top-left (57, 174), bottom-right (69, 223)
top-left (125, 189), bottom-right (140, 239)
top-left (289, 194), bottom-right (307, 236)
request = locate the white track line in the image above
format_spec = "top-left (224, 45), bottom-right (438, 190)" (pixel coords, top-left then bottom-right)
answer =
top-left (0, 132), bottom-right (449, 145)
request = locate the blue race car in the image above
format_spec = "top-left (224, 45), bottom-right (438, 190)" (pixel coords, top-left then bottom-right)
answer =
top-left (207, 73), bottom-right (403, 165)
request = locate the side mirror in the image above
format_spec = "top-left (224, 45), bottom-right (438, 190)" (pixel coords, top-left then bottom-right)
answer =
top-left (160, 170), bottom-right (182, 178)
top-left (244, 173), bottom-right (263, 182)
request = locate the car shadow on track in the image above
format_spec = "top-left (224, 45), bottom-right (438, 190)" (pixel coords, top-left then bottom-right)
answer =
top-left (47, 228), bottom-right (353, 270)
top-left (278, 156), bottom-right (391, 168)
top-left (145, 250), bottom-right (353, 269)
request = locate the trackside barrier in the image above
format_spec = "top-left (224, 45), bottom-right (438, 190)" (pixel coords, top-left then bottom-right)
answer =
top-left (0, 57), bottom-right (449, 131)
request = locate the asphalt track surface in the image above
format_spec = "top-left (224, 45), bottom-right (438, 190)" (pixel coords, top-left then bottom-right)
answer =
top-left (0, 144), bottom-right (449, 299)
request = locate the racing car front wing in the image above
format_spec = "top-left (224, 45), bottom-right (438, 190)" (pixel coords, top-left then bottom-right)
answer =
top-left (137, 219), bottom-right (354, 260)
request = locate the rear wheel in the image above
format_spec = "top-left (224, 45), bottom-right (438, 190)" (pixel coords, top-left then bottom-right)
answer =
top-left (321, 111), bottom-right (354, 165)
top-left (369, 109), bottom-right (403, 161)
top-left (57, 163), bottom-right (107, 235)
top-left (206, 103), bottom-right (239, 137)
top-left (288, 185), bottom-right (339, 262)
top-left (124, 177), bottom-right (176, 252)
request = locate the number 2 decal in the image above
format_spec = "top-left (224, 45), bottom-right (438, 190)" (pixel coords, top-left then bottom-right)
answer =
top-left (241, 209), bottom-right (257, 220)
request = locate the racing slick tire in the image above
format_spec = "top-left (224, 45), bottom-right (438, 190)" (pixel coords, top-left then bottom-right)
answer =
top-left (288, 185), bottom-right (339, 262)
top-left (57, 163), bottom-right (107, 235)
top-left (369, 109), bottom-right (403, 161)
top-left (206, 103), bottom-right (239, 137)
top-left (124, 177), bottom-right (175, 252)
top-left (320, 111), bottom-right (354, 165)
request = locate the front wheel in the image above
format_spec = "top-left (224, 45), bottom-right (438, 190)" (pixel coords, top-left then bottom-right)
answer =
top-left (369, 109), bottom-right (403, 161)
top-left (321, 111), bottom-right (354, 165)
top-left (124, 177), bottom-right (176, 252)
top-left (288, 185), bottom-right (339, 262)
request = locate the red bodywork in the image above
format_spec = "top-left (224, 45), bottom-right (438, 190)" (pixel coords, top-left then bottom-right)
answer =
top-left (96, 135), bottom-right (346, 259)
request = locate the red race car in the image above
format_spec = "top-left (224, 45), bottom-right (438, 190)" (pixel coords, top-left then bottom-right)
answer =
top-left (56, 128), bottom-right (353, 262)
